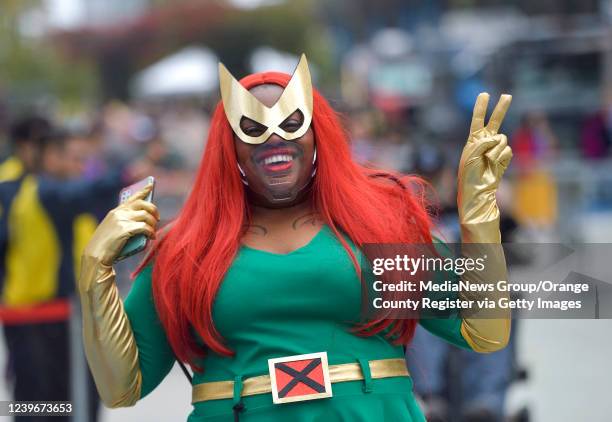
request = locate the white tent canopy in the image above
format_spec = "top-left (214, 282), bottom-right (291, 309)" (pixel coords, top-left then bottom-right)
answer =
top-left (249, 47), bottom-right (300, 74)
top-left (131, 46), bottom-right (219, 98)
top-left (249, 47), bottom-right (318, 82)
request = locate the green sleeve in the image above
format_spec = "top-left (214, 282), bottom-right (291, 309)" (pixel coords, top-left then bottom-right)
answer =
top-left (124, 264), bottom-right (177, 398)
top-left (419, 317), bottom-right (471, 350)
top-left (417, 237), bottom-right (472, 350)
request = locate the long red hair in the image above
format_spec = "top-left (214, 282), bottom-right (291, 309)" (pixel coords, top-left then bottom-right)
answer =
top-left (138, 71), bottom-right (433, 369)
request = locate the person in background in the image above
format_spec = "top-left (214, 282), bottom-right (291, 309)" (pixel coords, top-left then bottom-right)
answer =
top-left (512, 111), bottom-right (558, 168)
top-left (348, 110), bottom-right (377, 164)
top-left (580, 90), bottom-right (612, 160)
top-left (0, 116), bottom-right (49, 181)
top-left (511, 112), bottom-right (558, 229)
top-left (0, 115), bottom-right (149, 421)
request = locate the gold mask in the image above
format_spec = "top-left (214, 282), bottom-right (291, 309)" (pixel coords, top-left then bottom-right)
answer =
top-left (219, 54), bottom-right (313, 145)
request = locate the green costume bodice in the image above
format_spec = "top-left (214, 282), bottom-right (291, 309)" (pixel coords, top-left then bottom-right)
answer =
top-left (124, 225), bottom-right (472, 421)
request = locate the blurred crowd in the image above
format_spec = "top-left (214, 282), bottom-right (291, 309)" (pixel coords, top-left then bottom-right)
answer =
top-left (1, 0), bottom-right (612, 421)
top-left (0, 100), bottom-right (212, 421)
top-left (5, 89), bottom-right (611, 240)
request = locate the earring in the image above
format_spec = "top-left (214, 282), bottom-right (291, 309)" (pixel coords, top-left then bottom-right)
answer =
top-left (311, 147), bottom-right (317, 178)
top-left (237, 163), bottom-right (249, 186)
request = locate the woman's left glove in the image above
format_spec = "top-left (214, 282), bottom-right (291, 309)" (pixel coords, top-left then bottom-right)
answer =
top-left (456, 93), bottom-right (513, 353)
top-left (458, 93), bottom-right (513, 243)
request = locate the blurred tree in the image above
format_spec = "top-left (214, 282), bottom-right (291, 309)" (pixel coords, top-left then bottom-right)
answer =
top-left (0, 0), bottom-right (98, 113)
top-left (55, 0), bottom-right (332, 100)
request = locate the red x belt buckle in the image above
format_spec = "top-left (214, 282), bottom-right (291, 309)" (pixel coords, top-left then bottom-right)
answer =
top-left (268, 352), bottom-right (333, 404)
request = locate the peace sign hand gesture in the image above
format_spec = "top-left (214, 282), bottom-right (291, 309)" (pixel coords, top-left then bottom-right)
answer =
top-left (458, 93), bottom-right (513, 243)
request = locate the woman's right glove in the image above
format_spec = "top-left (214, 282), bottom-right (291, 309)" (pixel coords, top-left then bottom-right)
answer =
top-left (77, 183), bottom-right (159, 408)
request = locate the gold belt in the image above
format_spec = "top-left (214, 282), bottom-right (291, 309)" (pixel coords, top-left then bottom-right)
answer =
top-left (192, 357), bottom-right (409, 404)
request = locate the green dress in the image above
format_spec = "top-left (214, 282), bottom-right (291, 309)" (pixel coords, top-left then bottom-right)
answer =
top-left (124, 225), bottom-right (472, 421)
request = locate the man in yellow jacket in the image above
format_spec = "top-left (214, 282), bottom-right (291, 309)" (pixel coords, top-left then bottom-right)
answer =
top-left (0, 115), bottom-right (145, 421)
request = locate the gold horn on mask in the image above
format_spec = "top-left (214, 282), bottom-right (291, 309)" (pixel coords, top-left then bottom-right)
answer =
top-left (219, 54), bottom-right (313, 145)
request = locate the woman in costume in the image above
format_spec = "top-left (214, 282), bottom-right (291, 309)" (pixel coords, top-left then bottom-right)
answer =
top-left (78, 55), bottom-right (513, 421)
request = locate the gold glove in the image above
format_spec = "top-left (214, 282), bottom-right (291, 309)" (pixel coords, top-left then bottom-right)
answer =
top-left (457, 93), bottom-right (512, 352)
top-left (457, 93), bottom-right (513, 243)
top-left (77, 183), bottom-right (159, 407)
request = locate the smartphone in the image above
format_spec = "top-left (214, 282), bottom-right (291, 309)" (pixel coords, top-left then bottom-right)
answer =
top-left (115, 176), bottom-right (156, 262)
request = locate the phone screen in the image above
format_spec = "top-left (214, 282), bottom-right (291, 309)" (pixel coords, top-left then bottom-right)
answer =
top-left (115, 176), bottom-right (155, 262)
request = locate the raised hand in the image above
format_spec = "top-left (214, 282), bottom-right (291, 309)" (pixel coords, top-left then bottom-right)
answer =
top-left (458, 93), bottom-right (513, 243)
top-left (82, 183), bottom-right (159, 267)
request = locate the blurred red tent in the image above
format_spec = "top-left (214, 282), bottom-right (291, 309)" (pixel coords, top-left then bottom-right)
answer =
top-left (53, 1), bottom-right (229, 56)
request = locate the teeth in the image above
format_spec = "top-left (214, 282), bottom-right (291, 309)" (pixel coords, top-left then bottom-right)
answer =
top-left (263, 154), bottom-right (293, 165)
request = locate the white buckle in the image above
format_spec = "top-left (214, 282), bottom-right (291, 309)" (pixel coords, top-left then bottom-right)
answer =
top-left (268, 352), bottom-right (333, 404)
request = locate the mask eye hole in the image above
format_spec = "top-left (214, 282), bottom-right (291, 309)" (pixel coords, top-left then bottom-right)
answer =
top-left (280, 110), bottom-right (304, 133)
top-left (240, 117), bottom-right (267, 137)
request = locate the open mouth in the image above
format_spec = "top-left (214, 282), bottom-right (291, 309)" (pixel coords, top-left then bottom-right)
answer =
top-left (255, 147), bottom-right (299, 175)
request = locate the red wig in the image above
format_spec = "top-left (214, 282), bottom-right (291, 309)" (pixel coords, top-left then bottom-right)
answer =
top-left (139, 71), bottom-right (433, 369)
